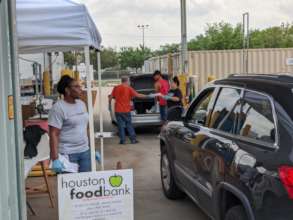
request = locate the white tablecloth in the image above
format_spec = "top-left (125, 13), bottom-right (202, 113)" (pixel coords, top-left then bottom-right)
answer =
top-left (24, 134), bottom-right (50, 178)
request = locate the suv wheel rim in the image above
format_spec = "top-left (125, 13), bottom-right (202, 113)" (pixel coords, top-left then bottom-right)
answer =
top-left (161, 153), bottom-right (171, 191)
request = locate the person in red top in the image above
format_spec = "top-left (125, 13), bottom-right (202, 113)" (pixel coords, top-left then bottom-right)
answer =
top-left (153, 70), bottom-right (170, 122)
top-left (108, 76), bottom-right (148, 144)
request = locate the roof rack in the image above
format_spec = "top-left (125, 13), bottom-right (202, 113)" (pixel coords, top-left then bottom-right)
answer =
top-left (227, 73), bottom-right (293, 84)
top-left (229, 73), bottom-right (278, 78)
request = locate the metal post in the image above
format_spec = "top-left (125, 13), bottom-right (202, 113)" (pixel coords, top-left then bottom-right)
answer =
top-left (48, 52), bottom-right (53, 93)
top-left (242, 12), bottom-right (250, 74)
top-left (180, 0), bottom-right (188, 74)
top-left (142, 28), bottom-right (145, 50)
top-left (247, 13), bottom-right (250, 50)
top-left (33, 62), bottom-right (39, 98)
top-left (84, 46), bottom-right (96, 171)
top-left (97, 51), bottom-right (104, 171)
top-left (247, 13), bottom-right (250, 73)
top-left (137, 24), bottom-right (149, 50)
top-left (6, 0), bottom-right (27, 218)
top-left (43, 52), bottom-right (46, 72)
top-left (159, 56), bottom-right (162, 72)
top-left (74, 51), bottom-right (78, 72)
top-left (38, 63), bottom-right (43, 95)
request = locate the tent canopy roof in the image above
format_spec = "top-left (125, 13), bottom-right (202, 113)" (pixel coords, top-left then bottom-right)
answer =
top-left (16, 0), bottom-right (102, 54)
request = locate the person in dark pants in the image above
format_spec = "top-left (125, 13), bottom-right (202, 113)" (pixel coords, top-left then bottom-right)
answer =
top-left (153, 70), bottom-right (170, 123)
top-left (108, 76), bottom-right (150, 144)
top-left (162, 76), bottom-right (184, 121)
top-left (163, 76), bottom-right (183, 108)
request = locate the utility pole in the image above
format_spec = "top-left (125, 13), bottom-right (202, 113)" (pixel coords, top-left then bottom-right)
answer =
top-left (242, 12), bottom-right (250, 74)
top-left (48, 52), bottom-right (53, 93)
top-left (137, 24), bottom-right (149, 50)
top-left (180, 0), bottom-right (188, 74)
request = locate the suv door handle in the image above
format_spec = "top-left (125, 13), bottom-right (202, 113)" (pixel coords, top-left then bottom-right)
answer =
top-left (183, 132), bottom-right (193, 143)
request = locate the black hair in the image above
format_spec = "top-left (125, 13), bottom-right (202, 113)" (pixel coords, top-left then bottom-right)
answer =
top-left (173, 76), bottom-right (180, 87)
top-left (152, 70), bottom-right (162, 78)
top-left (57, 75), bottom-right (74, 95)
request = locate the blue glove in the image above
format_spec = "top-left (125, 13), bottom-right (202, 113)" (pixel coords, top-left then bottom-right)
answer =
top-left (163, 95), bottom-right (173, 100)
top-left (108, 104), bottom-right (112, 112)
top-left (52, 159), bottom-right (65, 173)
top-left (95, 151), bottom-right (101, 163)
top-left (147, 93), bottom-right (156, 98)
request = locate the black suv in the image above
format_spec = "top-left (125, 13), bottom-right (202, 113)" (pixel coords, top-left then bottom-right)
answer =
top-left (160, 74), bottom-right (293, 220)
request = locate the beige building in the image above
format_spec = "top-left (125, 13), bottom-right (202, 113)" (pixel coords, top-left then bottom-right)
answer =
top-left (144, 48), bottom-right (293, 91)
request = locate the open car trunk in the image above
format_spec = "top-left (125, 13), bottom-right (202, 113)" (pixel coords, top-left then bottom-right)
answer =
top-left (133, 89), bottom-right (157, 114)
top-left (130, 74), bottom-right (168, 115)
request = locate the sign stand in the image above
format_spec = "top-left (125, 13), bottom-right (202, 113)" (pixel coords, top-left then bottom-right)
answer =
top-left (97, 51), bottom-right (105, 171)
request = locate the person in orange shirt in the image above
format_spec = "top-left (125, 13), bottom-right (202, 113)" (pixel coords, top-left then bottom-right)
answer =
top-left (108, 76), bottom-right (152, 144)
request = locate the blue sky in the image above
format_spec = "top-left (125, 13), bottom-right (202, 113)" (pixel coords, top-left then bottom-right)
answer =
top-left (75, 0), bottom-right (293, 49)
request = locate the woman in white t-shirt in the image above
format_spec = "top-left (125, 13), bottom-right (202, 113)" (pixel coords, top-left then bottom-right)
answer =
top-left (48, 75), bottom-right (91, 173)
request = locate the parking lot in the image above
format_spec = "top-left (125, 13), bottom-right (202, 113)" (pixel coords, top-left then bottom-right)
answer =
top-left (99, 128), bottom-right (209, 220)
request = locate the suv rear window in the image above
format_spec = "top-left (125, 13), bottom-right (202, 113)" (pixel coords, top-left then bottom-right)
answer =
top-left (238, 91), bottom-right (276, 144)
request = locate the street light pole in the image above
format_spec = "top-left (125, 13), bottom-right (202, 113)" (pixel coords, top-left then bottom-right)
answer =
top-left (137, 24), bottom-right (149, 50)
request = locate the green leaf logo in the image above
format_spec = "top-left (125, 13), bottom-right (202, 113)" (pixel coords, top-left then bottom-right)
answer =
top-left (109, 175), bottom-right (123, 187)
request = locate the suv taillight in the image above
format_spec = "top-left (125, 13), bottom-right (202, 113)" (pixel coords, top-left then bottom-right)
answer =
top-left (279, 166), bottom-right (293, 199)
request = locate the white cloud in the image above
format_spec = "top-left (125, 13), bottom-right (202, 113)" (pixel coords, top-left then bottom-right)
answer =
top-left (76, 0), bottom-right (293, 49)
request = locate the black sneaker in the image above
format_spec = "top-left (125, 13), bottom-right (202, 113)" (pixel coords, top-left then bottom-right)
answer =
top-left (131, 140), bottom-right (139, 144)
top-left (119, 141), bottom-right (126, 145)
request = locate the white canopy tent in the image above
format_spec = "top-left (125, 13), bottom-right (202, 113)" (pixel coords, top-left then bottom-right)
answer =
top-left (17, 0), bottom-right (102, 53)
top-left (16, 0), bottom-right (105, 171)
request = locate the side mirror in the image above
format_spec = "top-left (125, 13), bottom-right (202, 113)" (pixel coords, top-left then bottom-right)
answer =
top-left (195, 118), bottom-right (205, 126)
top-left (192, 110), bottom-right (207, 125)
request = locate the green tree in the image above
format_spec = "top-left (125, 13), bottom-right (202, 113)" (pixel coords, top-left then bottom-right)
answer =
top-left (90, 47), bottom-right (119, 69)
top-left (63, 52), bottom-right (76, 68)
top-left (153, 43), bottom-right (179, 56)
top-left (249, 30), bottom-right (265, 48)
top-left (188, 22), bottom-right (243, 50)
top-left (249, 25), bottom-right (293, 48)
top-left (187, 22), bottom-right (293, 51)
top-left (101, 48), bottom-right (119, 69)
top-left (119, 46), bottom-right (152, 72)
top-left (64, 48), bottom-right (119, 70)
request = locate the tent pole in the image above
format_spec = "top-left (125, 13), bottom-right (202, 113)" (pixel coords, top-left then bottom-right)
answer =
top-left (97, 51), bottom-right (104, 171)
top-left (33, 62), bottom-right (39, 99)
top-left (84, 46), bottom-right (96, 171)
top-left (8, 0), bottom-right (27, 218)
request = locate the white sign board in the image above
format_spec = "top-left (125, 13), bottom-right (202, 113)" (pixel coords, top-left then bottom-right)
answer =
top-left (286, 58), bottom-right (293, 66)
top-left (58, 169), bottom-right (134, 220)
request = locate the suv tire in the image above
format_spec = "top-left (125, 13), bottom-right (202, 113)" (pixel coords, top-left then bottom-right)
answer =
top-left (225, 205), bottom-right (247, 220)
top-left (160, 150), bottom-right (184, 200)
